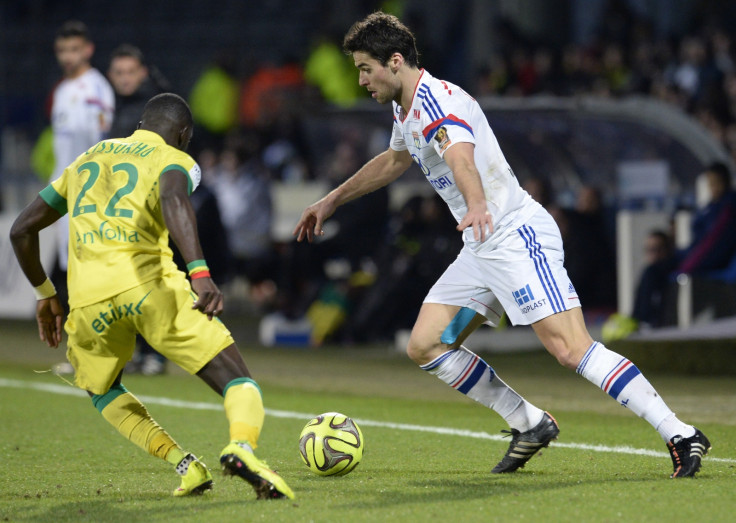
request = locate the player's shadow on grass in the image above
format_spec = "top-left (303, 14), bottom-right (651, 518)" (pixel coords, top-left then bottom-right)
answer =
top-left (337, 473), bottom-right (665, 509)
top-left (26, 498), bottom-right (245, 522)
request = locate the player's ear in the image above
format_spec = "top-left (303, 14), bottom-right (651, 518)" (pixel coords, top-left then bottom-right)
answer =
top-left (389, 53), bottom-right (403, 73)
top-left (178, 126), bottom-right (192, 150)
top-left (84, 42), bottom-right (95, 62)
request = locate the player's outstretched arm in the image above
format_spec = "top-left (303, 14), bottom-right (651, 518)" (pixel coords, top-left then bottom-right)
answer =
top-left (293, 148), bottom-right (412, 242)
top-left (9, 196), bottom-right (65, 347)
top-left (160, 169), bottom-right (223, 320)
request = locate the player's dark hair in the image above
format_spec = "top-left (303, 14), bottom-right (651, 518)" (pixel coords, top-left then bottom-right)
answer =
top-left (110, 44), bottom-right (146, 65)
top-left (343, 11), bottom-right (419, 67)
top-left (705, 161), bottom-right (732, 187)
top-left (141, 93), bottom-right (193, 129)
top-left (55, 20), bottom-right (90, 41)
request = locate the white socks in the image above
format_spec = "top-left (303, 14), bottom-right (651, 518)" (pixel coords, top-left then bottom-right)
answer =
top-left (421, 346), bottom-right (544, 432)
top-left (421, 343), bottom-right (695, 442)
top-left (576, 342), bottom-right (695, 441)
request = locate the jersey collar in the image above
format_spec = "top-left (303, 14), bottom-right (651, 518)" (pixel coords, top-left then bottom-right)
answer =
top-left (399, 68), bottom-right (426, 123)
top-left (130, 129), bottom-right (166, 143)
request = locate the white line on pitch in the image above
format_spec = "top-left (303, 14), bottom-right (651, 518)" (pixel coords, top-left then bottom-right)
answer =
top-left (2, 377), bottom-right (733, 464)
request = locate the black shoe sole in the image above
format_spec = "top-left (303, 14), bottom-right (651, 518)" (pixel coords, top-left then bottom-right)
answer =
top-left (221, 453), bottom-right (287, 499)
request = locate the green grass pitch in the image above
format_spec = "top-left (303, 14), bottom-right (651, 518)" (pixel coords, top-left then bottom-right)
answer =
top-left (1, 319), bottom-right (734, 522)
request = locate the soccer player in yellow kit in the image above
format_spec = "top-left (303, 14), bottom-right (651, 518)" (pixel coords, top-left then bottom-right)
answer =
top-left (9, 93), bottom-right (294, 500)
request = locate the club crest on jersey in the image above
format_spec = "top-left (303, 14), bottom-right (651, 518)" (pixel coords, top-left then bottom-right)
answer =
top-left (412, 131), bottom-right (421, 148)
top-left (434, 126), bottom-right (451, 152)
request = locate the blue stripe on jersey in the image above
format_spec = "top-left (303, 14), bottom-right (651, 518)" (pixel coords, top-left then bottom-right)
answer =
top-left (517, 226), bottom-right (560, 313)
top-left (423, 116), bottom-right (475, 142)
top-left (422, 101), bottom-right (440, 121)
top-left (456, 359), bottom-right (487, 394)
top-left (418, 85), bottom-right (445, 121)
top-left (607, 365), bottom-right (641, 399)
top-left (425, 88), bottom-right (446, 118)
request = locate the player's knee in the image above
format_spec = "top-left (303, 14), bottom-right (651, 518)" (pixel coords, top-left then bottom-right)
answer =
top-left (406, 334), bottom-right (438, 365)
top-left (546, 342), bottom-right (584, 369)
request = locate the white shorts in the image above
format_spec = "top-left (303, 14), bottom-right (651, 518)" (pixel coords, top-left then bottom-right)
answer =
top-left (424, 209), bottom-right (581, 326)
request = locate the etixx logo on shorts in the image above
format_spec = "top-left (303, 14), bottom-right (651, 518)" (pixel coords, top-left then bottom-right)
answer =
top-left (90, 291), bottom-right (151, 333)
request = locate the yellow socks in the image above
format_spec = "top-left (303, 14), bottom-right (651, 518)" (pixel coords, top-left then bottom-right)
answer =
top-left (223, 378), bottom-right (264, 448)
top-left (93, 378), bottom-right (265, 467)
top-left (92, 384), bottom-right (183, 464)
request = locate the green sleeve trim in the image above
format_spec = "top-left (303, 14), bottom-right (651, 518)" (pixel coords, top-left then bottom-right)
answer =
top-left (223, 377), bottom-right (261, 398)
top-left (39, 185), bottom-right (68, 216)
top-left (91, 383), bottom-right (129, 413)
top-left (160, 164), bottom-right (192, 195)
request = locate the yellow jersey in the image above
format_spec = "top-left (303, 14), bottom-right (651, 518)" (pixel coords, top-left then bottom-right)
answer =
top-left (40, 129), bottom-right (201, 308)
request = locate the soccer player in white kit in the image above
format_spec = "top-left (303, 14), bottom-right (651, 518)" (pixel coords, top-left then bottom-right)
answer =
top-left (51, 20), bottom-right (115, 273)
top-left (294, 12), bottom-right (710, 478)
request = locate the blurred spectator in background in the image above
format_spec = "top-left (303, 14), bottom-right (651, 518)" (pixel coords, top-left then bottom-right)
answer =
top-left (210, 134), bottom-right (277, 309)
top-left (260, 117), bottom-right (310, 183)
top-left (549, 185), bottom-right (617, 314)
top-left (348, 194), bottom-right (461, 342)
top-left (677, 162), bottom-right (736, 274)
top-left (278, 133), bottom-right (389, 318)
top-left (632, 229), bottom-right (676, 328)
top-left (108, 44), bottom-right (171, 137)
top-left (304, 32), bottom-right (366, 107)
top-left (522, 176), bottom-right (555, 209)
top-left (188, 51), bottom-right (239, 151)
top-left (239, 58), bottom-right (305, 129)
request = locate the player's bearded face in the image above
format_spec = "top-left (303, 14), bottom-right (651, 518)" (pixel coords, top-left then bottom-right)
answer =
top-left (353, 52), bottom-right (398, 104)
top-left (55, 37), bottom-right (93, 77)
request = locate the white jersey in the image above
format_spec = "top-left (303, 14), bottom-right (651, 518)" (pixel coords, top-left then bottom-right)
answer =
top-left (51, 67), bottom-right (114, 270)
top-left (51, 67), bottom-right (114, 180)
top-left (390, 69), bottom-right (540, 254)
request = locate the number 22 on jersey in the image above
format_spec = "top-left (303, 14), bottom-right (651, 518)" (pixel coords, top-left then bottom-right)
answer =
top-left (72, 161), bottom-right (138, 219)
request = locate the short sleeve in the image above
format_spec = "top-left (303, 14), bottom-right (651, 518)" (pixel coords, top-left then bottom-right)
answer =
top-left (188, 163), bottom-right (202, 193)
top-left (390, 120), bottom-right (407, 152)
top-left (420, 86), bottom-right (476, 158)
top-left (423, 114), bottom-right (475, 158)
top-left (160, 161), bottom-right (201, 195)
top-left (40, 170), bottom-right (69, 216)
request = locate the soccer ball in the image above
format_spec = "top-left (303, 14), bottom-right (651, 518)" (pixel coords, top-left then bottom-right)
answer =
top-left (298, 412), bottom-right (364, 476)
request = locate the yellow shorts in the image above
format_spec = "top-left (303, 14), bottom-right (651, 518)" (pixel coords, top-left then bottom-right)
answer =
top-left (64, 271), bottom-right (234, 394)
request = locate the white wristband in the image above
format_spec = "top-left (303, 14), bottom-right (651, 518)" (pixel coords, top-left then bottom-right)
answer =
top-left (33, 277), bottom-right (57, 300)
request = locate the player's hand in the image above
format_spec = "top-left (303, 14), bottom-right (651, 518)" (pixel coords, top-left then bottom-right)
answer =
top-left (36, 296), bottom-right (64, 348)
top-left (293, 197), bottom-right (337, 243)
top-left (457, 205), bottom-right (494, 242)
top-left (191, 278), bottom-right (224, 320)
